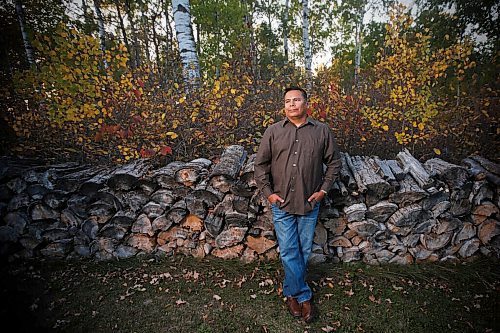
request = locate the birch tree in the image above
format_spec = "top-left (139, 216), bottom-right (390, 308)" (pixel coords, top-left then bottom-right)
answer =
top-left (172, 0), bottom-right (200, 89)
top-left (15, 0), bottom-right (35, 68)
top-left (354, 2), bottom-right (366, 87)
top-left (93, 0), bottom-right (108, 69)
top-left (283, 0), bottom-right (289, 65)
top-left (302, 0), bottom-right (312, 91)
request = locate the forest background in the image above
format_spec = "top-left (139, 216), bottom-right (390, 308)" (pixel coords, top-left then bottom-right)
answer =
top-left (0, 0), bottom-right (498, 164)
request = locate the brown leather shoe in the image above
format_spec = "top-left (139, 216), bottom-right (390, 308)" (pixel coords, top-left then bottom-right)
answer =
top-left (301, 300), bottom-right (314, 323)
top-left (285, 297), bottom-right (302, 318)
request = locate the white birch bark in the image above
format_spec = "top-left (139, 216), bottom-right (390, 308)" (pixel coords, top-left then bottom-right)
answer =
top-left (93, 0), bottom-right (108, 69)
top-left (354, 4), bottom-right (366, 87)
top-left (302, 0), bottom-right (312, 92)
top-left (15, 0), bottom-right (35, 68)
top-left (172, 0), bottom-right (200, 90)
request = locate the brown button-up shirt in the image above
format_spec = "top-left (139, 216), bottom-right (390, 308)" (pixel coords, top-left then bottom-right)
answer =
top-left (254, 117), bottom-right (341, 215)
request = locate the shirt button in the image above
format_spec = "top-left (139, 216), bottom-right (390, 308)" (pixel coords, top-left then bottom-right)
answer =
top-left (294, 151), bottom-right (297, 155)
top-left (295, 139), bottom-right (298, 142)
top-left (291, 189), bottom-right (295, 192)
top-left (292, 164), bottom-right (296, 167)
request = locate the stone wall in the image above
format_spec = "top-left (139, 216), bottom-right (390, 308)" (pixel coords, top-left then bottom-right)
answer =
top-left (0, 146), bottom-right (499, 264)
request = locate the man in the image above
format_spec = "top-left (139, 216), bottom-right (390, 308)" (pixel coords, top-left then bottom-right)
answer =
top-left (254, 86), bottom-right (341, 323)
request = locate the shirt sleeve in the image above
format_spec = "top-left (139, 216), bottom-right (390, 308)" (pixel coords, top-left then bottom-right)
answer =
top-left (254, 127), bottom-right (274, 199)
top-left (320, 127), bottom-right (341, 193)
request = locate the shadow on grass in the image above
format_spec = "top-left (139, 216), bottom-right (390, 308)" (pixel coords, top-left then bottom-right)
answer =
top-left (1, 255), bottom-right (499, 333)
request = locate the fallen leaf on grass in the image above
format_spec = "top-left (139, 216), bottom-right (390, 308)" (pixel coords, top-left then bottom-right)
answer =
top-left (250, 294), bottom-right (257, 299)
top-left (322, 321), bottom-right (341, 332)
top-left (344, 288), bottom-right (354, 297)
top-left (176, 299), bottom-right (187, 306)
top-left (259, 279), bottom-right (274, 287)
top-left (237, 275), bottom-right (247, 288)
top-left (392, 284), bottom-right (403, 291)
top-left (213, 294), bottom-right (222, 301)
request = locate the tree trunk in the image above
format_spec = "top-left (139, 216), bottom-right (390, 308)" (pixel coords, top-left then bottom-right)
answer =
top-left (93, 0), bottom-right (108, 69)
top-left (302, 0), bottom-right (312, 92)
top-left (283, 0), bottom-right (289, 65)
top-left (126, 0), bottom-right (141, 68)
top-left (114, 0), bottom-right (130, 58)
top-left (140, 5), bottom-right (152, 68)
top-left (151, 13), bottom-right (161, 75)
top-left (163, 0), bottom-right (173, 81)
top-left (354, 4), bottom-right (365, 88)
top-left (15, 0), bottom-right (35, 68)
top-left (172, 0), bottom-right (201, 90)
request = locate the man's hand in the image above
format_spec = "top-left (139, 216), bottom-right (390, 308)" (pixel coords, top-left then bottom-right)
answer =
top-left (268, 193), bottom-right (285, 205)
top-left (307, 191), bottom-right (326, 203)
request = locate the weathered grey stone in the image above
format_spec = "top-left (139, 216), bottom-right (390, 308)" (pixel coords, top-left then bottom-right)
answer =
top-left (26, 184), bottom-right (49, 200)
top-left (431, 201), bottom-right (451, 218)
top-left (87, 202), bottom-right (115, 224)
top-left (42, 228), bottom-right (71, 242)
top-left (30, 203), bottom-right (59, 221)
top-left (414, 219), bottom-right (436, 234)
top-left (348, 220), bottom-right (382, 238)
top-left (125, 234), bottom-right (156, 252)
top-left (142, 202), bottom-right (164, 219)
top-left (308, 253), bottom-right (327, 265)
top-left (6, 177), bottom-right (26, 193)
top-left (313, 222), bottom-right (328, 246)
top-left (435, 216), bottom-right (463, 234)
top-left (61, 208), bottom-right (82, 227)
top-left (82, 219), bottom-right (99, 240)
top-left (4, 211), bottom-right (28, 235)
top-left (151, 214), bottom-right (172, 232)
top-left (459, 238), bottom-right (480, 258)
top-left (8, 193), bottom-right (30, 211)
top-left (389, 253), bottom-right (414, 265)
top-left (132, 213), bottom-right (154, 236)
top-left (0, 226), bottom-right (18, 243)
top-left (215, 227), bottom-right (248, 248)
top-left (90, 237), bottom-right (116, 257)
top-left (19, 235), bottom-right (43, 250)
top-left (410, 245), bottom-right (433, 260)
top-left (323, 217), bottom-right (347, 235)
top-left (342, 247), bottom-right (361, 263)
top-left (402, 233), bottom-right (421, 248)
top-left (454, 223), bottom-right (476, 244)
top-left (420, 231), bottom-right (453, 251)
top-left (366, 201), bottom-right (398, 222)
top-left (99, 224), bottom-right (128, 240)
top-left (375, 249), bottom-right (395, 263)
top-left (40, 239), bottom-right (73, 257)
top-left (344, 203), bottom-right (367, 222)
top-left (114, 245), bottom-right (138, 259)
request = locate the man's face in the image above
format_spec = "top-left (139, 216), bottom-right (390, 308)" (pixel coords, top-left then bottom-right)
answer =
top-left (284, 90), bottom-right (308, 121)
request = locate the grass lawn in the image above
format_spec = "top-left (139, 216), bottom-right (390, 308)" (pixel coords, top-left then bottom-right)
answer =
top-left (1, 255), bottom-right (499, 333)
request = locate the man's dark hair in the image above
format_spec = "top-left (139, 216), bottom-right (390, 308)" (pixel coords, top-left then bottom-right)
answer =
top-left (284, 86), bottom-right (308, 101)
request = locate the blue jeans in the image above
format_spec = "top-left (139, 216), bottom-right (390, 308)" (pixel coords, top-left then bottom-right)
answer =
top-left (271, 202), bottom-right (320, 303)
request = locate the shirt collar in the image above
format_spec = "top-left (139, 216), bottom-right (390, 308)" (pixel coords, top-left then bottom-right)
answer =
top-left (282, 117), bottom-right (316, 127)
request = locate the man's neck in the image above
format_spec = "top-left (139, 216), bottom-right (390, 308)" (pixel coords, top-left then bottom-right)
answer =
top-left (287, 116), bottom-right (308, 127)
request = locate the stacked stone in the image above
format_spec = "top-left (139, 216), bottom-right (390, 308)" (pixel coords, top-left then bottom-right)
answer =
top-left (0, 147), bottom-right (498, 265)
